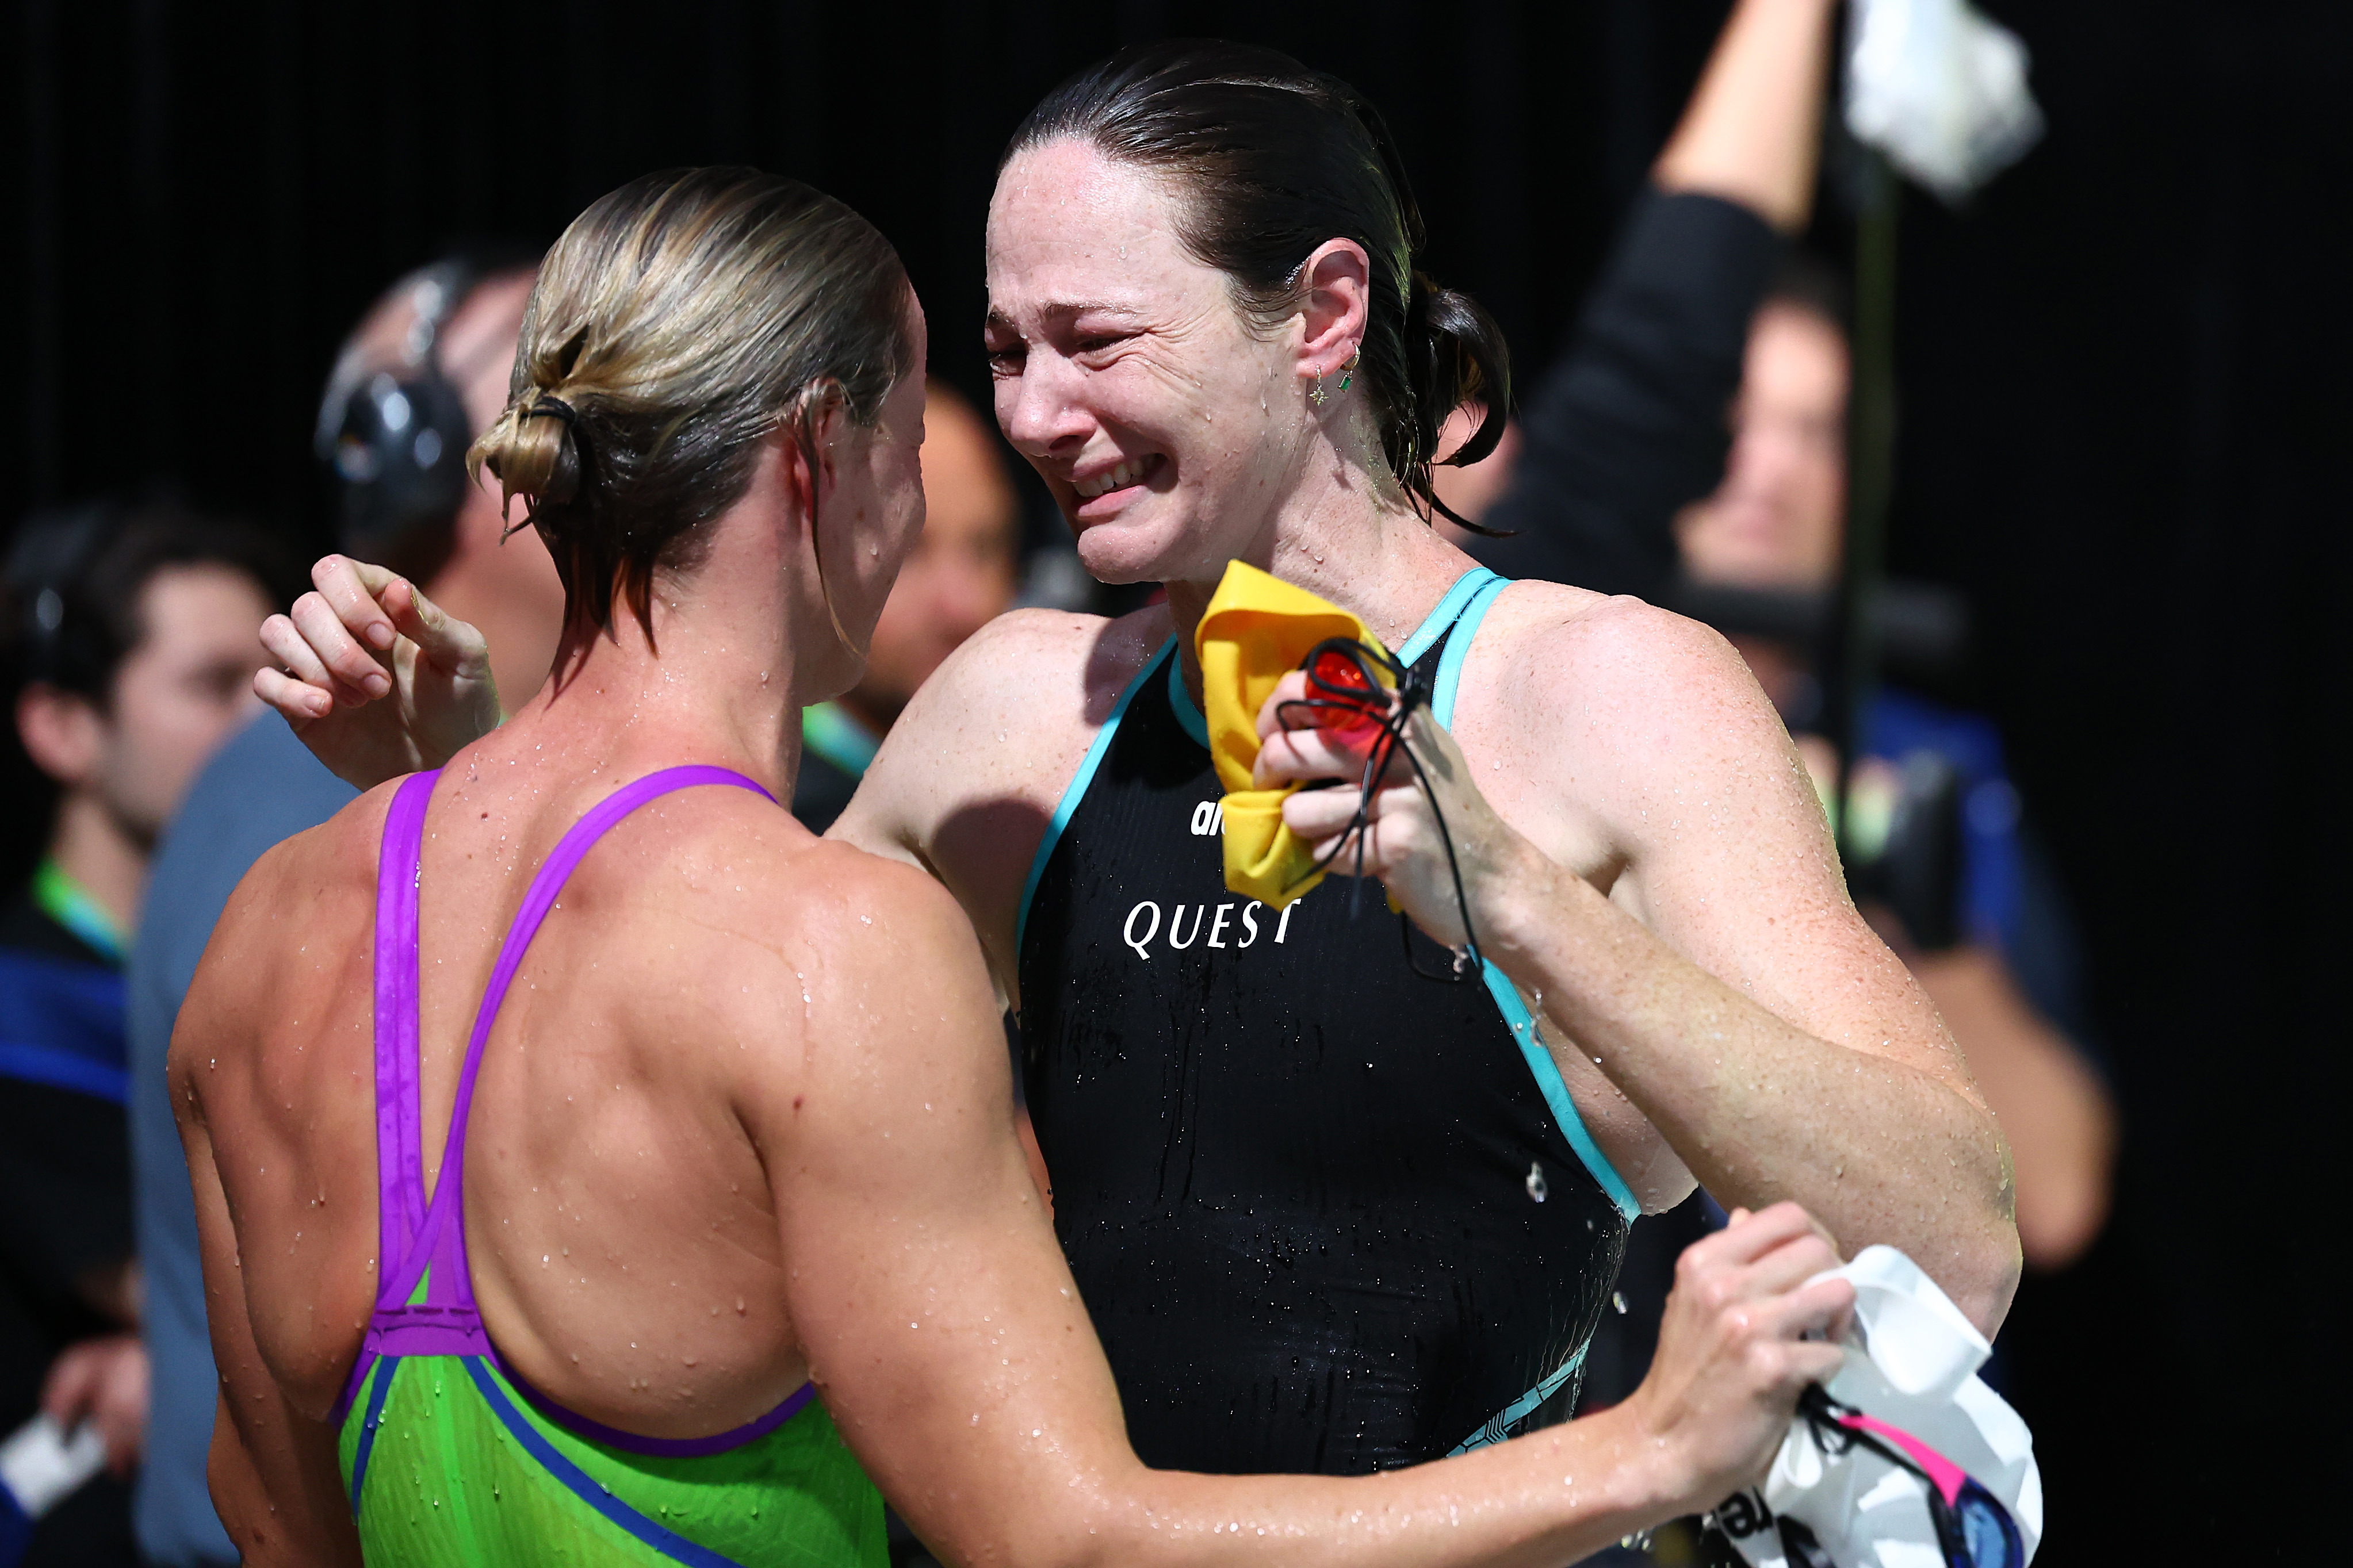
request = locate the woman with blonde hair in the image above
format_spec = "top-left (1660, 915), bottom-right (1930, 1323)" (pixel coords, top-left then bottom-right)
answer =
top-left (190, 164), bottom-right (1852, 1566)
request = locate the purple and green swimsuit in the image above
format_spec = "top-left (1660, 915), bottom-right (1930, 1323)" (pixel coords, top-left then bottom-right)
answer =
top-left (333, 766), bottom-right (886, 1566)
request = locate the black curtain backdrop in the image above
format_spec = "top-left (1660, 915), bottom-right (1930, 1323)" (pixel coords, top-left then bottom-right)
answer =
top-left (7, 0), bottom-right (2347, 1555)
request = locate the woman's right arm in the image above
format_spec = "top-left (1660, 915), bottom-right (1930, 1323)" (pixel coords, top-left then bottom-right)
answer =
top-left (762, 850), bottom-right (1854, 1568)
top-left (254, 554), bottom-right (503, 790)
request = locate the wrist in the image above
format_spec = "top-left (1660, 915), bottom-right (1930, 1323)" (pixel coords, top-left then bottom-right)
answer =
top-left (1586, 1396), bottom-right (1700, 1525)
top-left (1471, 836), bottom-right (1579, 971)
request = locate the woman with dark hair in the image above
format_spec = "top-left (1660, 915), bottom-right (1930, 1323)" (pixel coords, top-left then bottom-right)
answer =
top-left (266, 30), bottom-right (2014, 1492)
top-left (857, 40), bottom-right (2015, 1474)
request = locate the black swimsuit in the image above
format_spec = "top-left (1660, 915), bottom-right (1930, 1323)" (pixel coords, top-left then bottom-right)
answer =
top-left (1018, 569), bottom-right (1638, 1475)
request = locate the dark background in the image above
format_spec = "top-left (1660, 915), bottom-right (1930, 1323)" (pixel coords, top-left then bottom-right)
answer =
top-left (8, 0), bottom-right (2348, 1554)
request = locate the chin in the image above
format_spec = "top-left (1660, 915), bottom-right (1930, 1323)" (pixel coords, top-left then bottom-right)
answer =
top-left (1072, 504), bottom-right (1233, 589)
top-left (1071, 517), bottom-right (1170, 586)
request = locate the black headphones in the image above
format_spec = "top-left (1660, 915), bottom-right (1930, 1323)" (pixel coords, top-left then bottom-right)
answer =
top-left (313, 260), bottom-right (483, 561)
top-left (3, 501), bottom-right (118, 687)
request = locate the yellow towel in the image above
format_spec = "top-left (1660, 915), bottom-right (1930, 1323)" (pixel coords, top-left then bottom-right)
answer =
top-left (1193, 561), bottom-right (1394, 909)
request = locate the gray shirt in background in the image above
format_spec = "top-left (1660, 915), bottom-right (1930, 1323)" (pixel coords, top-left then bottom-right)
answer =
top-left (127, 711), bottom-right (355, 1566)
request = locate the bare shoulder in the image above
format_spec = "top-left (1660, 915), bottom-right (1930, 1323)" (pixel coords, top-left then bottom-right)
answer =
top-left (172, 783), bottom-right (395, 1086)
top-left (672, 810), bottom-right (1007, 1134)
top-left (836, 602), bottom-right (1172, 986)
top-left (877, 603), bottom-right (1170, 775)
top-left (1455, 582), bottom-right (1823, 868)
top-left (621, 786), bottom-right (990, 1030)
top-left (1472, 585), bottom-right (1788, 772)
top-left (1479, 582), bottom-right (1759, 716)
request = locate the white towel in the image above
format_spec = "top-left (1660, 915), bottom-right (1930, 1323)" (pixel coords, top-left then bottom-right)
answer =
top-left (1716, 1246), bottom-right (2042, 1567)
top-left (1846, 0), bottom-right (2045, 204)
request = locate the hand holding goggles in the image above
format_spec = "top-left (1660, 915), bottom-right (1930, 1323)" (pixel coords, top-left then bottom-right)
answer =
top-left (1277, 637), bottom-right (1482, 983)
top-left (1792, 1385), bottom-right (2025, 1568)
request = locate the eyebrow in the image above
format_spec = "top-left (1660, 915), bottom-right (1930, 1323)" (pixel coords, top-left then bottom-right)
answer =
top-left (984, 300), bottom-right (1146, 331)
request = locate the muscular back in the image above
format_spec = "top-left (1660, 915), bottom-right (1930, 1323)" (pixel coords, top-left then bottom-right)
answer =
top-left (177, 746), bottom-right (1001, 1440)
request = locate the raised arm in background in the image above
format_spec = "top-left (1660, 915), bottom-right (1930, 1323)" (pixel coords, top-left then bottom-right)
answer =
top-left (1469, 0), bottom-right (1838, 594)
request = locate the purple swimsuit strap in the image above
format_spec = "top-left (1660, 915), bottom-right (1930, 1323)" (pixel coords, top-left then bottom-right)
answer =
top-left (372, 770), bottom-right (441, 1288)
top-left (343, 765), bottom-right (779, 1429)
top-left (381, 765), bottom-right (777, 1314)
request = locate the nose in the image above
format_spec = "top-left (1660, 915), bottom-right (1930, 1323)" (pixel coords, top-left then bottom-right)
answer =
top-left (996, 349), bottom-right (1094, 463)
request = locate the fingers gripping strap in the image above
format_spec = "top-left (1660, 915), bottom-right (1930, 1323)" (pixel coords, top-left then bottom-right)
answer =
top-left (373, 771), bottom-right (441, 1293)
top-left (388, 766), bottom-right (776, 1314)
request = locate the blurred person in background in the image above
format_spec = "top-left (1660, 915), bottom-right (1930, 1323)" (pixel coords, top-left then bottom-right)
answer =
top-left (793, 378), bottom-right (1020, 831)
top-left (121, 257), bottom-right (553, 1568)
top-left (1674, 265), bottom-right (2117, 1271)
top-left (1431, 0), bottom-right (1843, 600)
top-left (1, 500), bottom-right (282, 1565)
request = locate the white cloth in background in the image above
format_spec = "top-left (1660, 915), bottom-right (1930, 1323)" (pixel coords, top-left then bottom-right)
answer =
top-left (1716, 1246), bottom-right (2042, 1568)
top-left (1847, 0), bottom-right (2045, 204)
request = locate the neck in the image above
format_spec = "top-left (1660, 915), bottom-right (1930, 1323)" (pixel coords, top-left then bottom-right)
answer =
top-left (1162, 439), bottom-right (1476, 692)
top-left (428, 546), bottom-right (568, 711)
top-left (495, 591), bottom-right (808, 803)
top-left (43, 791), bottom-right (147, 940)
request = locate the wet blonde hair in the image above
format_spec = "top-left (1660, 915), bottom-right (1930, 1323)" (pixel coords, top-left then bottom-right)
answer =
top-left (469, 167), bottom-right (915, 642)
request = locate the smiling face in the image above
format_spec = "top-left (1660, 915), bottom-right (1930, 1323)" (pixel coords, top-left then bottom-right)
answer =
top-left (985, 139), bottom-right (1313, 585)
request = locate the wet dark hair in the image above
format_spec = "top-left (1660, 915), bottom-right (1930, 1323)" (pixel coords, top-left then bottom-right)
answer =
top-left (1005, 40), bottom-right (1512, 532)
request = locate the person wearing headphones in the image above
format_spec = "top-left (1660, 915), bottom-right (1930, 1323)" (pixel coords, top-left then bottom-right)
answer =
top-left (118, 259), bottom-right (554, 1568)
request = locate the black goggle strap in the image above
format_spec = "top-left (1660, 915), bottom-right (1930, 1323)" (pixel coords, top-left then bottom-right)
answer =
top-left (1794, 1386), bottom-right (2022, 1568)
top-left (1277, 638), bottom-right (1482, 983)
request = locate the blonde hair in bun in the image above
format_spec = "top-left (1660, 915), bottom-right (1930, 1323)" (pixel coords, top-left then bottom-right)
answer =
top-left (469, 166), bottom-right (915, 645)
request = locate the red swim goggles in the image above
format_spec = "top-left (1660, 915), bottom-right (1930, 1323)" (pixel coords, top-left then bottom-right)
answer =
top-left (1279, 638), bottom-right (1479, 983)
top-left (1779, 1385), bottom-right (2026, 1568)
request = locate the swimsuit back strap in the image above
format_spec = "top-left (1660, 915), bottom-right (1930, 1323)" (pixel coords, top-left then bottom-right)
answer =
top-left (372, 770), bottom-right (442, 1293)
top-left (391, 765), bottom-right (776, 1314)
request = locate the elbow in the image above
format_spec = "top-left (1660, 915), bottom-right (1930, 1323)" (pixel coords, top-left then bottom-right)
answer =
top-left (1953, 1217), bottom-right (2023, 1341)
top-left (1940, 1163), bottom-right (2023, 1339)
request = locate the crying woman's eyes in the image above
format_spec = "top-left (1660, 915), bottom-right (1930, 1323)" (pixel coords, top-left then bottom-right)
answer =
top-left (982, 331), bottom-right (1138, 375)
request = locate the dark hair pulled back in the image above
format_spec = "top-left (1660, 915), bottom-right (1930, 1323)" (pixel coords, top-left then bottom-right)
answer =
top-left (1006, 40), bottom-right (1511, 532)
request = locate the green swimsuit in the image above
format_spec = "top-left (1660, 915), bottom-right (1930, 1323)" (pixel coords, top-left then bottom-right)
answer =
top-left (333, 766), bottom-right (886, 1566)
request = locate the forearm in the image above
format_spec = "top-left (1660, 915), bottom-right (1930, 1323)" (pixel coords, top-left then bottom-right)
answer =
top-left (1487, 853), bottom-right (2018, 1330)
top-left (1073, 1403), bottom-right (1678, 1568)
top-left (1653, 0), bottom-right (1838, 232)
top-left (207, 1391), bottom-right (359, 1567)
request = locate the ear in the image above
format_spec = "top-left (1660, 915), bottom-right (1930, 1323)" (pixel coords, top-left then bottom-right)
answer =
top-left (17, 684), bottom-right (105, 789)
top-left (1293, 239), bottom-right (1373, 390)
top-left (778, 391), bottom-right (851, 538)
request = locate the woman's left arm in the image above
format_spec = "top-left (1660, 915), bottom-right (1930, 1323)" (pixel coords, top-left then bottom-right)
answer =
top-left (1263, 603), bottom-right (2021, 1333)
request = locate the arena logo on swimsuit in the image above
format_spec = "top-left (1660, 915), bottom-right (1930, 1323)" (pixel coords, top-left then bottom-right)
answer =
top-left (1123, 895), bottom-right (1299, 960)
top-left (1122, 798), bottom-right (1294, 958)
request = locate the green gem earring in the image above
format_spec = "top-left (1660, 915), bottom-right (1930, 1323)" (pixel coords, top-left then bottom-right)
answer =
top-left (1338, 349), bottom-right (1359, 393)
